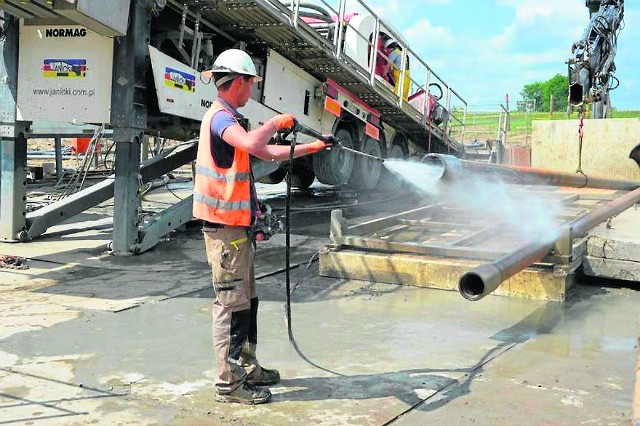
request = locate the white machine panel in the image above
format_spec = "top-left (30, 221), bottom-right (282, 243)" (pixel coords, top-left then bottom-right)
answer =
top-left (149, 46), bottom-right (218, 121)
top-left (17, 23), bottom-right (114, 123)
top-left (148, 46), bottom-right (282, 135)
top-left (54, 0), bottom-right (130, 37)
top-left (262, 49), bottom-right (323, 131)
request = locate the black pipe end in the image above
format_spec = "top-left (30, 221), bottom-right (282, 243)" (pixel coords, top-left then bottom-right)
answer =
top-left (459, 272), bottom-right (485, 301)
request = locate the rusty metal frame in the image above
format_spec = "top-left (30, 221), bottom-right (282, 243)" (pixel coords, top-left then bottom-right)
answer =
top-left (329, 187), bottom-right (638, 300)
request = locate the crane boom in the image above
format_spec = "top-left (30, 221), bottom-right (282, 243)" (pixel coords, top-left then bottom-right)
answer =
top-left (567, 0), bottom-right (624, 118)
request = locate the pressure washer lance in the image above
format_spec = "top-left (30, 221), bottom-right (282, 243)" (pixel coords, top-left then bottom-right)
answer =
top-left (291, 121), bottom-right (386, 163)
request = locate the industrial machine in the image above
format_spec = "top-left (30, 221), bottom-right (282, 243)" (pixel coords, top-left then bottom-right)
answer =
top-left (0, 0), bottom-right (467, 254)
top-left (567, 0), bottom-right (624, 118)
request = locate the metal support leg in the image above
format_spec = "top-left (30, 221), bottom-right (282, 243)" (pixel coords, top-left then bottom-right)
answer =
top-left (112, 136), bottom-right (143, 254)
top-left (0, 13), bottom-right (28, 242)
top-left (553, 226), bottom-right (573, 260)
top-left (110, 0), bottom-right (151, 255)
top-left (0, 134), bottom-right (27, 242)
top-left (24, 142), bottom-right (197, 240)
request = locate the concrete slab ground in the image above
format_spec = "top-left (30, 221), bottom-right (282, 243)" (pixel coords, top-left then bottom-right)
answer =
top-left (1, 186), bottom-right (639, 425)
top-left (585, 205), bottom-right (640, 281)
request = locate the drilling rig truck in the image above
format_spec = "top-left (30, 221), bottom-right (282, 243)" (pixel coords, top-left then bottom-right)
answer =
top-left (0, 0), bottom-right (467, 254)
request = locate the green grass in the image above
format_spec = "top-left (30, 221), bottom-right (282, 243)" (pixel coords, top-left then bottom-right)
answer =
top-left (462, 109), bottom-right (640, 145)
top-left (608, 110), bottom-right (640, 118)
top-left (510, 109), bottom-right (639, 133)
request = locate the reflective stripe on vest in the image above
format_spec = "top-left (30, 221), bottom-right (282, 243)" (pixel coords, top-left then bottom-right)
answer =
top-left (193, 100), bottom-right (252, 226)
top-left (194, 165), bottom-right (252, 183)
top-left (193, 193), bottom-right (252, 212)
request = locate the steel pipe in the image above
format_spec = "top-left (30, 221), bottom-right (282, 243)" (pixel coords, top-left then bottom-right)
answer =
top-left (421, 153), bottom-right (462, 180)
top-left (571, 186), bottom-right (640, 238)
top-left (459, 186), bottom-right (640, 301)
top-left (423, 153), bottom-right (639, 191)
top-left (458, 235), bottom-right (558, 301)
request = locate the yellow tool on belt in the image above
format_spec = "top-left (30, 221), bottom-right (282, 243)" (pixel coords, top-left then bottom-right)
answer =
top-left (230, 236), bottom-right (249, 251)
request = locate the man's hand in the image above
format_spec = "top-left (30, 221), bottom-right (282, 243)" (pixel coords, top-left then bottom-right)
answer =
top-left (270, 113), bottom-right (296, 132)
top-left (304, 139), bottom-right (331, 154)
top-left (325, 134), bottom-right (340, 146)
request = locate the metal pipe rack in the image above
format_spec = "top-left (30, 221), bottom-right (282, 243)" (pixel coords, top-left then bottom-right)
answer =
top-left (326, 184), bottom-right (640, 301)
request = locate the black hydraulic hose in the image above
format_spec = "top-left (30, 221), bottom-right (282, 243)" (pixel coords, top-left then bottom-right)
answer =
top-left (282, 129), bottom-right (345, 377)
top-left (283, 1), bottom-right (333, 22)
top-left (285, 132), bottom-right (296, 340)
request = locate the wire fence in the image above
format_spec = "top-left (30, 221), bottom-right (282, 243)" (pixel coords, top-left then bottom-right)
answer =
top-left (463, 101), bottom-right (586, 148)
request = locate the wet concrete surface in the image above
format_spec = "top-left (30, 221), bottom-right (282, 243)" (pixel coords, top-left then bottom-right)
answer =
top-left (1, 183), bottom-right (639, 424)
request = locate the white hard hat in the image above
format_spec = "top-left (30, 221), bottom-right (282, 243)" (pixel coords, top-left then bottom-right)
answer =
top-left (202, 49), bottom-right (263, 86)
top-left (384, 39), bottom-right (398, 50)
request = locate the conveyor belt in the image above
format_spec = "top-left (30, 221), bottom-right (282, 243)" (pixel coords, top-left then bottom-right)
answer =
top-left (190, 0), bottom-right (464, 154)
top-left (0, 0), bottom-right (465, 153)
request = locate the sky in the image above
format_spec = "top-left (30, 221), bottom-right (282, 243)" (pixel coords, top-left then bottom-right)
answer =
top-left (366, 0), bottom-right (639, 111)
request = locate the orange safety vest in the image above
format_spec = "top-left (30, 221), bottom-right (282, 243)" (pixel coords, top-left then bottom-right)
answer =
top-left (193, 100), bottom-right (252, 226)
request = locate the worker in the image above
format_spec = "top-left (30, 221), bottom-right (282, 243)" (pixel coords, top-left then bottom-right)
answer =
top-left (195, 48), bottom-right (331, 405)
top-left (384, 39), bottom-right (411, 100)
top-left (374, 33), bottom-right (393, 85)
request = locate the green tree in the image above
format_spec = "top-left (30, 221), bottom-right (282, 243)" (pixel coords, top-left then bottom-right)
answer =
top-left (520, 82), bottom-right (543, 112)
top-left (541, 73), bottom-right (568, 112)
top-left (520, 74), bottom-right (569, 112)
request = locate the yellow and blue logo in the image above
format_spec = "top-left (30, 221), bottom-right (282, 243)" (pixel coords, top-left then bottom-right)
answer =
top-left (42, 59), bottom-right (87, 78)
top-left (164, 67), bottom-right (195, 92)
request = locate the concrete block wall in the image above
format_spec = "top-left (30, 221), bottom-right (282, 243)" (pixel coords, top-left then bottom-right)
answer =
top-left (531, 118), bottom-right (640, 181)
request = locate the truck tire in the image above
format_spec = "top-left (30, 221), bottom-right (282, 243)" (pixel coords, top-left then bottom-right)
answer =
top-left (290, 157), bottom-right (315, 189)
top-left (349, 137), bottom-right (383, 190)
top-left (290, 169), bottom-right (315, 189)
top-left (258, 168), bottom-right (287, 184)
top-left (313, 128), bottom-right (355, 185)
top-left (378, 142), bottom-right (407, 191)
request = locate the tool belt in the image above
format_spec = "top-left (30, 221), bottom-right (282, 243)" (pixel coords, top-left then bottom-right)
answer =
top-left (201, 202), bottom-right (282, 247)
